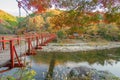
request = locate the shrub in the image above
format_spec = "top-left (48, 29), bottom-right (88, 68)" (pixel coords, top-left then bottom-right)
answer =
top-left (98, 23), bottom-right (120, 41)
top-left (57, 30), bottom-right (65, 39)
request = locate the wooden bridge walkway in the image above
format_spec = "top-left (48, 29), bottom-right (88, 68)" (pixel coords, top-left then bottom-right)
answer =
top-left (0, 33), bottom-right (56, 72)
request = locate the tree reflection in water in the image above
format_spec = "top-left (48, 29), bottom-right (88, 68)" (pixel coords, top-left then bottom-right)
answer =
top-left (31, 48), bottom-right (120, 79)
top-left (33, 48), bottom-right (120, 65)
top-left (45, 53), bottom-right (56, 80)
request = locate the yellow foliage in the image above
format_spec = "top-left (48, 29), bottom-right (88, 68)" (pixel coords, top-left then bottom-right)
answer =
top-left (27, 15), bottom-right (45, 30)
top-left (46, 9), bottom-right (62, 15)
top-left (0, 10), bottom-right (17, 22)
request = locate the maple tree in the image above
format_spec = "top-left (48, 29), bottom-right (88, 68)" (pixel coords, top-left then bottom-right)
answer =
top-left (49, 11), bottom-right (101, 32)
top-left (16, 0), bottom-right (120, 40)
top-left (16, 0), bottom-right (51, 14)
top-left (16, 0), bottom-right (120, 13)
top-left (16, 0), bottom-right (120, 28)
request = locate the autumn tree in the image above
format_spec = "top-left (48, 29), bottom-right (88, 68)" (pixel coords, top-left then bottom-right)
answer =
top-left (17, 0), bottom-right (120, 25)
top-left (16, 0), bottom-right (120, 38)
top-left (17, 0), bottom-right (120, 13)
top-left (17, 15), bottom-right (45, 34)
top-left (49, 11), bottom-right (102, 33)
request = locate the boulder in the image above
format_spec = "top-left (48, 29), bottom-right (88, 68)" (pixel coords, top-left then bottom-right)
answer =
top-left (68, 66), bottom-right (120, 80)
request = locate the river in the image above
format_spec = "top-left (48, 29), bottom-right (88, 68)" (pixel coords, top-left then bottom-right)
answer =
top-left (0, 48), bottom-right (120, 79)
top-left (31, 48), bottom-right (120, 79)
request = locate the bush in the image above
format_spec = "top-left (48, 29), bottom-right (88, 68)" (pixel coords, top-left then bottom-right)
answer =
top-left (84, 23), bottom-right (120, 41)
top-left (57, 30), bottom-right (65, 39)
top-left (98, 24), bottom-right (120, 41)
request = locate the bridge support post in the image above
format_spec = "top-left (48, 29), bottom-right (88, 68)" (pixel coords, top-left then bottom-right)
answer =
top-left (2, 37), bottom-right (6, 50)
top-left (35, 36), bottom-right (42, 49)
top-left (10, 40), bottom-right (14, 68)
top-left (28, 38), bottom-right (31, 54)
top-left (40, 34), bottom-right (43, 45)
top-left (9, 40), bottom-right (24, 68)
top-left (41, 34), bottom-right (47, 46)
top-left (26, 38), bottom-right (36, 55)
top-left (44, 34), bottom-right (49, 45)
top-left (17, 36), bottom-right (20, 45)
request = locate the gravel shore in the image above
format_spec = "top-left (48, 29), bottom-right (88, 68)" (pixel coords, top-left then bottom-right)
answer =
top-left (39, 42), bottom-right (120, 52)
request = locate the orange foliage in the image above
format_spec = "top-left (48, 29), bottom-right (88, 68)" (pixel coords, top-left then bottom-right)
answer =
top-left (68, 35), bottom-right (75, 39)
top-left (30, 0), bottom-right (49, 13)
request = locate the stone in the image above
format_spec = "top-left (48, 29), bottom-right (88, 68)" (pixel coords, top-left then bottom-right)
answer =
top-left (68, 66), bottom-right (120, 80)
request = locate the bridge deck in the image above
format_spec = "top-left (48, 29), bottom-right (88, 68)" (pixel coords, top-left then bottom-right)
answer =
top-left (0, 33), bottom-right (56, 68)
top-left (0, 41), bottom-right (35, 67)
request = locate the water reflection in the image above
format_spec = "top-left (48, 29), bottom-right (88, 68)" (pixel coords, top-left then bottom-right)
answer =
top-left (45, 53), bottom-right (56, 80)
top-left (31, 48), bottom-right (120, 79)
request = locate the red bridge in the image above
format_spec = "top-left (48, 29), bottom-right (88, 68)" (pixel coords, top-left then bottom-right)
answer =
top-left (0, 33), bottom-right (56, 73)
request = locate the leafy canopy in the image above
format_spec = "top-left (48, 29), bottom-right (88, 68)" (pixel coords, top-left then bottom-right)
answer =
top-left (17, 0), bottom-right (120, 13)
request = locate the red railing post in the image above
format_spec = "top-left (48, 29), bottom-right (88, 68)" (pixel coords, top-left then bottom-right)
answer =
top-left (27, 38), bottom-right (31, 54)
top-left (2, 37), bottom-right (6, 50)
top-left (35, 35), bottom-right (42, 49)
top-left (44, 33), bottom-right (49, 45)
top-left (35, 36), bottom-right (39, 49)
top-left (17, 36), bottom-right (20, 45)
top-left (26, 37), bottom-right (37, 55)
top-left (43, 33), bottom-right (47, 46)
top-left (13, 46), bottom-right (21, 66)
top-left (10, 40), bottom-right (14, 68)
top-left (41, 34), bottom-right (43, 45)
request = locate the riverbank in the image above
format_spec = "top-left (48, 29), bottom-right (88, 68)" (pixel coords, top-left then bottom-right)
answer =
top-left (39, 40), bottom-right (120, 52)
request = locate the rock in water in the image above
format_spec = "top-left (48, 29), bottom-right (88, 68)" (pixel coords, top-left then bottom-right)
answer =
top-left (69, 66), bottom-right (91, 77)
top-left (68, 66), bottom-right (120, 80)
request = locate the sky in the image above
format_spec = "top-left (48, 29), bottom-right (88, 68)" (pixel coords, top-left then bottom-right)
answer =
top-left (0, 0), bottom-right (26, 16)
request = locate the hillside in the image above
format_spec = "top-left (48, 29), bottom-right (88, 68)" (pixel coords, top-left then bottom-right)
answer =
top-left (0, 10), bottom-right (16, 22)
top-left (0, 9), bottom-right (18, 34)
top-left (17, 9), bottom-right (62, 34)
top-left (16, 9), bottom-right (120, 41)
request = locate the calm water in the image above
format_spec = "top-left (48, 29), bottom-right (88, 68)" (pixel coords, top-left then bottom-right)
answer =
top-left (31, 48), bottom-right (120, 80)
top-left (0, 48), bottom-right (120, 79)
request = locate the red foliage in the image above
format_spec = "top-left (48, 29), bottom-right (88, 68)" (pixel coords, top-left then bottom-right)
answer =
top-left (68, 35), bottom-right (75, 39)
top-left (17, 0), bottom-right (120, 14)
top-left (0, 19), bottom-right (3, 24)
top-left (17, 0), bottom-right (47, 14)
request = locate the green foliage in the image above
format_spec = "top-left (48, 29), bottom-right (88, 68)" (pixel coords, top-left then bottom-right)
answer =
top-left (0, 68), bottom-right (36, 80)
top-left (17, 17), bottom-right (25, 23)
top-left (57, 30), bottom-right (65, 39)
top-left (21, 69), bottom-right (36, 80)
top-left (29, 13), bottom-right (36, 17)
top-left (105, 13), bottom-right (120, 25)
top-left (84, 23), bottom-right (120, 41)
top-left (0, 76), bottom-right (16, 80)
top-left (98, 24), bottom-right (120, 41)
top-left (90, 13), bottom-right (102, 21)
top-left (68, 26), bottom-right (84, 35)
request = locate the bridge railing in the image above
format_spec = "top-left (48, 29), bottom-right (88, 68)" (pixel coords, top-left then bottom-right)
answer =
top-left (0, 33), bottom-right (56, 72)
